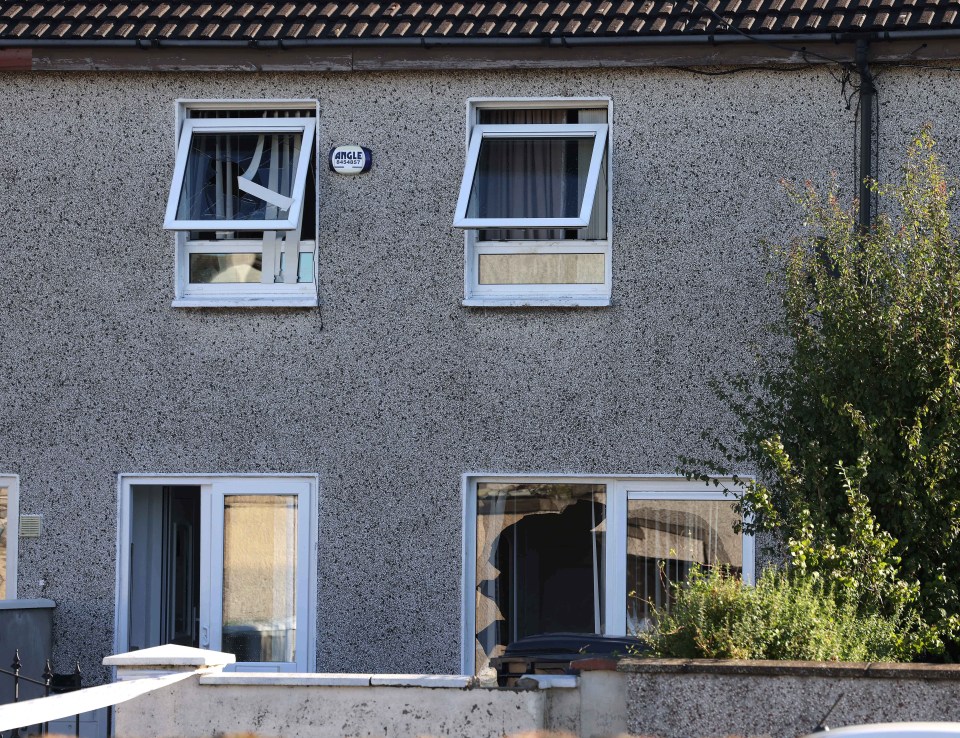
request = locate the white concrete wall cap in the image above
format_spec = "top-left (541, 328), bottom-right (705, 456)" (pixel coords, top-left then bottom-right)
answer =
top-left (369, 675), bottom-right (475, 688)
top-left (104, 644), bottom-right (236, 667)
top-left (200, 673), bottom-right (373, 686)
top-left (198, 673), bottom-right (477, 688)
top-left (516, 675), bottom-right (579, 689)
top-left (0, 598), bottom-right (55, 610)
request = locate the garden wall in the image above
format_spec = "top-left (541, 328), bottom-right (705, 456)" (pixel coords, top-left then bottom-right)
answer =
top-left (53, 648), bottom-right (960, 738)
top-left (621, 658), bottom-right (960, 738)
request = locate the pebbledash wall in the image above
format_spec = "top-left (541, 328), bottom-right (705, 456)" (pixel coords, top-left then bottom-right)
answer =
top-left (0, 63), bottom-right (956, 682)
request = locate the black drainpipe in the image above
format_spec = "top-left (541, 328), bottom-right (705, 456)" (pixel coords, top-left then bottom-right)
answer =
top-left (856, 38), bottom-right (876, 231)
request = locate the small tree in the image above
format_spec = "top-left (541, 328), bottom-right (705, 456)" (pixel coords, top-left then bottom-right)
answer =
top-left (687, 129), bottom-right (960, 657)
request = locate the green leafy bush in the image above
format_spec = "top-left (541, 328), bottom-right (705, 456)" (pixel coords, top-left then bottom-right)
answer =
top-left (640, 566), bottom-right (915, 662)
top-left (682, 129), bottom-right (960, 657)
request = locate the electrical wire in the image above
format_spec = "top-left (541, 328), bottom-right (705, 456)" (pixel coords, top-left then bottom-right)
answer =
top-left (665, 64), bottom-right (811, 75)
top-left (679, 0), bottom-right (856, 69)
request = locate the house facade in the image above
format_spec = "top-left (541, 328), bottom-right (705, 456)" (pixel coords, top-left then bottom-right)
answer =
top-left (2, 0), bottom-right (960, 683)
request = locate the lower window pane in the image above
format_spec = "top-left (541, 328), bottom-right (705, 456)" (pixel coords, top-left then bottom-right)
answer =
top-left (626, 499), bottom-right (741, 634)
top-left (222, 495), bottom-right (297, 663)
top-left (0, 486), bottom-right (7, 599)
top-left (189, 252), bottom-right (313, 284)
top-left (475, 482), bottom-right (606, 675)
top-left (478, 253), bottom-right (604, 285)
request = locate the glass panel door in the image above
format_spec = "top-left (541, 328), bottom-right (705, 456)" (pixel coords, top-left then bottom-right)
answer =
top-left (208, 479), bottom-right (311, 672)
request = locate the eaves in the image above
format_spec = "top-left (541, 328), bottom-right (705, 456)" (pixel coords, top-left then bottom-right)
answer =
top-left (4, 30), bottom-right (960, 72)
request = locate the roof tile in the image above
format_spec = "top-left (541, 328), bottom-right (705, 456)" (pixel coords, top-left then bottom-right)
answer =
top-left (3, 0), bottom-right (960, 41)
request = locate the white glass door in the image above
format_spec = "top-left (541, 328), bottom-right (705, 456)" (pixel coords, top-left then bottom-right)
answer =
top-left (206, 479), bottom-right (312, 672)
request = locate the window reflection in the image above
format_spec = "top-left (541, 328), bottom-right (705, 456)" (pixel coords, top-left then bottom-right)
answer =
top-left (475, 483), bottom-right (606, 675)
top-left (478, 253), bottom-right (604, 285)
top-left (626, 499), bottom-right (741, 634)
top-left (222, 495), bottom-right (298, 663)
top-left (189, 252), bottom-right (313, 284)
top-left (0, 487), bottom-right (7, 600)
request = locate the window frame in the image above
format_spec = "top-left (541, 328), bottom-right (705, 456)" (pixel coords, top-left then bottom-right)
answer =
top-left (114, 473), bottom-right (319, 672)
top-left (453, 123), bottom-right (609, 229)
top-left (460, 98), bottom-right (614, 308)
top-left (165, 117), bottom-right (316, 233)
top-left (0, 474), bottom-right (19, 600)
top-left (169, 100), bottom-right (320, 309)
top-left (460, 473), bottom-right (754, 675)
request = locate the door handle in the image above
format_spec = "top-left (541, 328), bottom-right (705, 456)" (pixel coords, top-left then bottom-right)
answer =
top-left (200, 626), bottom-right (209, 647)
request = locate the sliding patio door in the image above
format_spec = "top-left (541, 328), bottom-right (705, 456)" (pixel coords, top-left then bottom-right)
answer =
top-left (207, 479), bottom-right (312, 672)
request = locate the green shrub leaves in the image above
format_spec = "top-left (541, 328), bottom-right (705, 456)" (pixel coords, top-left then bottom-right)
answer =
top-left (682, 129), bottom-right (960, 658)
top-left (640, 566), bottom-right (916, 662)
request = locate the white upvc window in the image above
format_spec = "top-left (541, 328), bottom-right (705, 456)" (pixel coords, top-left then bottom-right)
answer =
top-left (456, 99), bottom-right (613, 307)
top-left (461, 475), bottom-right (754, 675)
top-left (117, 474), bottom-right (318, 672)
top-left (0, 475), bottom-right (19, 600)
top-left (165, 101), bottom-right (319, 308)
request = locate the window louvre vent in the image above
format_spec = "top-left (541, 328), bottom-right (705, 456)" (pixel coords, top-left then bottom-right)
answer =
top-left (19, 515), bottom-right (42, 538)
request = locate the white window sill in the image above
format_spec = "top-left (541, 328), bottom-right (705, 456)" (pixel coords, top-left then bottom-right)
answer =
top-left (172, 297), bottom-right (319, 309)
top-left (462, 297), bottom-right (611, 308)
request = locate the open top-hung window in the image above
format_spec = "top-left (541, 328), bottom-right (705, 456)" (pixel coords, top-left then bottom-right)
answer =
top-left (455, 101), bottom-right (612, 307)
top-left (165, 103), bottom-right (318, 307)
